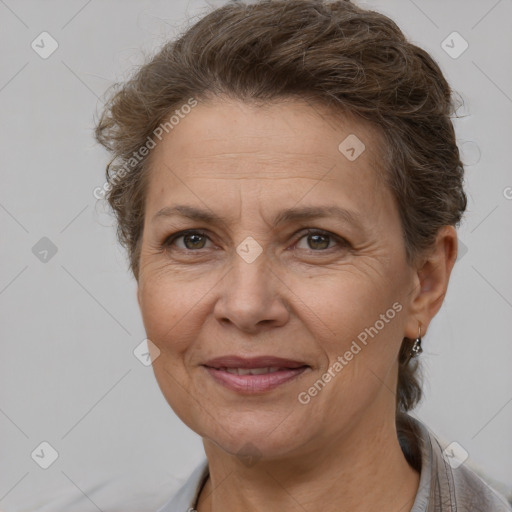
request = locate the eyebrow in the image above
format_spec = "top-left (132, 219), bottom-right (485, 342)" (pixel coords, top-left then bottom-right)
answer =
top-left (152, 204), bottom-right (365, 229)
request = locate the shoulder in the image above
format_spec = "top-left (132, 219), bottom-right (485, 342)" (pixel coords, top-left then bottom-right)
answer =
top-left (156, 459), bottom-right (209, 512)
top-left (429, 432), bottom-right (511, 512)
top-left (450, 461), bottom-right (512, 511)
top-left (403, 414), bottom-right (512, 512)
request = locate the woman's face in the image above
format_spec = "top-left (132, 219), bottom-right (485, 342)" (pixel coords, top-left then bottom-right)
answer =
top-left (137, 98), bottom-right (423, 459)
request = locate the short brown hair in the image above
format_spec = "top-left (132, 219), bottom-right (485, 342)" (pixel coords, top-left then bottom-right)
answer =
top-left (94, 0), bottom-right (467, 415)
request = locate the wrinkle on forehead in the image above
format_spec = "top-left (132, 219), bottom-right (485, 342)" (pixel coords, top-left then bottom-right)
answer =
top-left (152, 96), bottom-right (386, 164)
top-left (145, 97), bottom-right (392, 222)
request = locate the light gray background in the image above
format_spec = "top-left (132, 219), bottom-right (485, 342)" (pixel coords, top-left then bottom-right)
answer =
top-left (1, 0), bottom-right (511, 510)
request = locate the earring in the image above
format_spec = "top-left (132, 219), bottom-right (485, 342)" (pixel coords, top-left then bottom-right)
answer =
top-left (410, 323), bottom-right (423, 357)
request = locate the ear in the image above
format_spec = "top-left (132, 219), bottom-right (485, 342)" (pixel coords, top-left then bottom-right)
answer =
top-left (403, 226), bottom-right (458, 340)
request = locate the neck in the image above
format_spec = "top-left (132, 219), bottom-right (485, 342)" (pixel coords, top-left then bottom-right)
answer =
top-left (196, 411), bottom-right (420, 512)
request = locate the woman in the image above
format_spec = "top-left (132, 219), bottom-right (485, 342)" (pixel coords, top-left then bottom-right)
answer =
top-left (94, 1), bottom-right (511, 510)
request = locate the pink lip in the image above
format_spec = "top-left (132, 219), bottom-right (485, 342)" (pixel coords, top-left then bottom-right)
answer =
top-left (202, 355), bottom-right (310, 394)
top-left (204, 367), bottom-right (309, 393)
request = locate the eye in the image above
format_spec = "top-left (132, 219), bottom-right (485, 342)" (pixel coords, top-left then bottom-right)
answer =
top-left (162, 229), bottom-right (349, 254)
top-left (163, 230), bottom-right (213, 251)
top-left (295, 229), bottom-right (347, 251)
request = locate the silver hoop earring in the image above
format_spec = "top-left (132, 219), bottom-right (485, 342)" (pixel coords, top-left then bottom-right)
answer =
top-left (410, 323), bottom-right (423, 357)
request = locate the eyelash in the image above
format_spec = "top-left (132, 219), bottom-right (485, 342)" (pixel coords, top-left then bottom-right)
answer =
top-left (162, 229), bottom-right (349, 253)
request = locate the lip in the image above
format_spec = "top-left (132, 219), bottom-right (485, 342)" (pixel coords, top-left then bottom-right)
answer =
top-left (203, 355), bottom-right (308, 369)
top-left (202, 355), bottom-right (310, 394)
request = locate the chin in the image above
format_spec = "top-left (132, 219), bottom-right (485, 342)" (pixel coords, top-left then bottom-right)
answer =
top-left (202, 416), bottom-right (308, 461)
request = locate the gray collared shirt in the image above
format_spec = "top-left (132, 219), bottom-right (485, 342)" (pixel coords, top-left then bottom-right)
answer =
top-left (156, 415), bottom-right (511, 511)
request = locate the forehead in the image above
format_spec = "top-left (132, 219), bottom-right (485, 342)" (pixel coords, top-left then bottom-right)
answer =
top-left (145, 97), bottom-right (387, 208)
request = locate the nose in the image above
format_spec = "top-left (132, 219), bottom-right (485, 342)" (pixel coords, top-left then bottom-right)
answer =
top-left (213, 252), bottom-right (290, 334)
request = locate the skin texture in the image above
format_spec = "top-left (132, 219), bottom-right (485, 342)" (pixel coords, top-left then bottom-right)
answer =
top-left (137, 97), bottom-right (458, 512)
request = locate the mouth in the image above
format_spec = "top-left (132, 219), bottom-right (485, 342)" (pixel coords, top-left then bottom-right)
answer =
top-left (202, 356), bottom-right (311, 394)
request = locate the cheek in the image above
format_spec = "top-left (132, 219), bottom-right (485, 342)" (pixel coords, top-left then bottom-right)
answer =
top-left (290, 268), bottom-right (405, 390)
top-left (139, 279), bottom-right (202, 416)
top-left (288, 267), bottom-right (393, 336)
top-left (138, 276), bottom-right (193, 355)
top-left (137, 269), bottom-right (222, 379)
